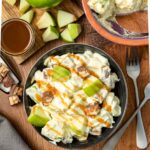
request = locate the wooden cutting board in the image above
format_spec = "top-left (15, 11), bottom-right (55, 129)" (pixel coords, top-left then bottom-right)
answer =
top-left (2, 0), bottom-right (84, 64)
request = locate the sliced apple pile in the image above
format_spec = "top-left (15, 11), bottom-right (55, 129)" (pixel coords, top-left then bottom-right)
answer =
top-left (83, 77), bottom-right (104, 96)
top-left (42, 26), bottom-right (59, 42)
top-left (36, 12), bottom-right (55, 29)
top-left (5, 0), bottom-right (16, 6)
top-left (7, 0), bottom-right (82, 43)
top-left (19, 0), bottom-right (30, 14)
top-left (57, 10), bottom-right (77, 28)
top-left (28, 104), bottom-right (51, 127)
top-left (20, 9), bottom-right (34, 23)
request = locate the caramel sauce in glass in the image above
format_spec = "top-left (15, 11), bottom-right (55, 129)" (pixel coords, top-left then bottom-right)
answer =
top-left (1, 18), bottom-right (35, 56)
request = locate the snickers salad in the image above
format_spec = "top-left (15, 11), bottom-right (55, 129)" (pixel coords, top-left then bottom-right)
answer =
top-left (26, 51), bottom-right (121, 144)
top-left (88, 0), bottom-right (147, 35)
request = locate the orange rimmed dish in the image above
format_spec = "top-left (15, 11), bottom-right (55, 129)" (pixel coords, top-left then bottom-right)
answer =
top-left (82, 0), bottom-right (148, 46)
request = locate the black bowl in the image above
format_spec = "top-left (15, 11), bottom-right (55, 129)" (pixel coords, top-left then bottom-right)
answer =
top-left (23, 44), bottom-right (128, 149)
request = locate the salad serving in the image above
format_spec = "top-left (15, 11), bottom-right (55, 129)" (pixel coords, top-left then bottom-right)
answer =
top-left (26, 51), bottom-right (121, 144)
top-left (88, 0), bottom-right (147, 35)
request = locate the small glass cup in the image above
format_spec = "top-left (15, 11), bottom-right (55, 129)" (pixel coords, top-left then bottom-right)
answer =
top-left (1, 18), bottom-right (35, 56)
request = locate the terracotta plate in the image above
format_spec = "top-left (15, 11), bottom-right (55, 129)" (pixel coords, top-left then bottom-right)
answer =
top-left (82, 0), bottom-right (148, 46)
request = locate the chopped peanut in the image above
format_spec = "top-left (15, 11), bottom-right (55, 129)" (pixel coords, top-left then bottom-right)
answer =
top-left (85, 102), bottom-right (100, 116)
top-left (77, 66), bottom-right (89, 78)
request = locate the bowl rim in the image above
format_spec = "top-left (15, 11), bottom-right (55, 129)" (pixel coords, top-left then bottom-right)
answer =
top-left (23, 43), bottom-right (128, 149)
top-left (82, 0), bottom-right (148, 46)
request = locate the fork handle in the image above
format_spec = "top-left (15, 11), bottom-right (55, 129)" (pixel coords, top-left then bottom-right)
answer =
top-left (133, 79), bottom-right (148, 149)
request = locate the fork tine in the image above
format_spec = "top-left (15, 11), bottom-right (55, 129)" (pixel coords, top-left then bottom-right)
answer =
top-left (132, 47), bottom-right (139, 65)
top-left (126, 47), bottom-right (130, 66)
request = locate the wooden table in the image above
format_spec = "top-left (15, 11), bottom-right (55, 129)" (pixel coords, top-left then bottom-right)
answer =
top-left (0, 17), bottom-right (150, 150)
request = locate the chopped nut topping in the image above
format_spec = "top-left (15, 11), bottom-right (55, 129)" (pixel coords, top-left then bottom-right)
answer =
top-left (42, 91), bottom-right (54, 106)
top-left (77, 66), bottom-right (89, 78)
top-left (85, 102), bottom-right (100, 116)
top-left (9, 95), bottom-right (21, 106)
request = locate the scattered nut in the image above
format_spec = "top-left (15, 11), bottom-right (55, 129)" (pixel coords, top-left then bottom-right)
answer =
top-left (42, 91), bottom-right (53, 106)
top-left (77, 66), bottom-right (89, 78)
top-left (9, 95), bottom-right (21, 106)
top-left (85, 102), bottom-right (100, 116)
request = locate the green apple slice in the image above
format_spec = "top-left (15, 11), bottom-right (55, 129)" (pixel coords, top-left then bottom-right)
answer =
top-left (57, 10), bottom-right (77, 28)
top-left (52, 66), bottom-right (71, 81)
top-left (68, 23), bottom-right (81, 39)
top-left (19, 0), bottom-right (30, 14)
top-left (83, 80), bottom-right (103, 96)
top-left (5, 0), bottom-right (16, 6)
top-left (36, 12), bottom-right (55, 29)
top-left (20, 9), bottom-right (34, 23)
top-left (26, 0), bottom-right (63, 8)
top-left (61, 28), bottom-right (74, 43)
top-left (42, 26), bottom-right (59, 42)
top-left (28, 104), bottom-right (50, 127)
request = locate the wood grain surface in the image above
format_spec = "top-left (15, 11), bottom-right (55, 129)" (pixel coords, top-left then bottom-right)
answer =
top-left (2, 0), bottom-right (83, 64)
top-left (0, 9), bottom-right (150, 150)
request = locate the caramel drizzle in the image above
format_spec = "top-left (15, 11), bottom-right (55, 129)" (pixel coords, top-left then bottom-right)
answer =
top-left (47, 124), bottom-right (62, 136)
top-left (50, 54), bottom-right (110, 90)
top-left (36, 55), bottom-right (114, 129)
top-left (96, 93), bottom-right (105, 102)
top-left (35, 94), bottom-right (43, 102)
top-left (36, 80), bottom-right (70, 108)
top-left (97, 118), bottom-right (111, 128)
top-left (103, 102), bottom-right (112, 112)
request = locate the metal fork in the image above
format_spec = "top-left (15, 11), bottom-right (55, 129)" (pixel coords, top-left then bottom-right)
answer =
top-left (126, 47), bottom-right (148, 149)
top-left (102, 83), bottom-right (150, 150)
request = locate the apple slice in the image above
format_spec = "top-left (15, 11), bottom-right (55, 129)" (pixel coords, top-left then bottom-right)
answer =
top-left (36, 12), bottom-right (55, 29)
top-left (83, 80), bottom-right (103, 96)
top-left (57, 10), bottom-right (77, 28)
top-left (42, 26), bottom-right (59, 42)
top-left (20, 9), bottom-right (34, 23)
top-left (28, 104), bottom-right (50, 127)
top-left (68, 23), bottom-right (81, 39)
top-left (61, 28), bottom-right (74, 43)
top-left (19, 0), bottom-right (30, 14)
top-left (26, 0), bottom-right (63, 8)
top-left (5, 0), bottom-right (16, 6)
top-left (52, 66), bottom-right (71, 81)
